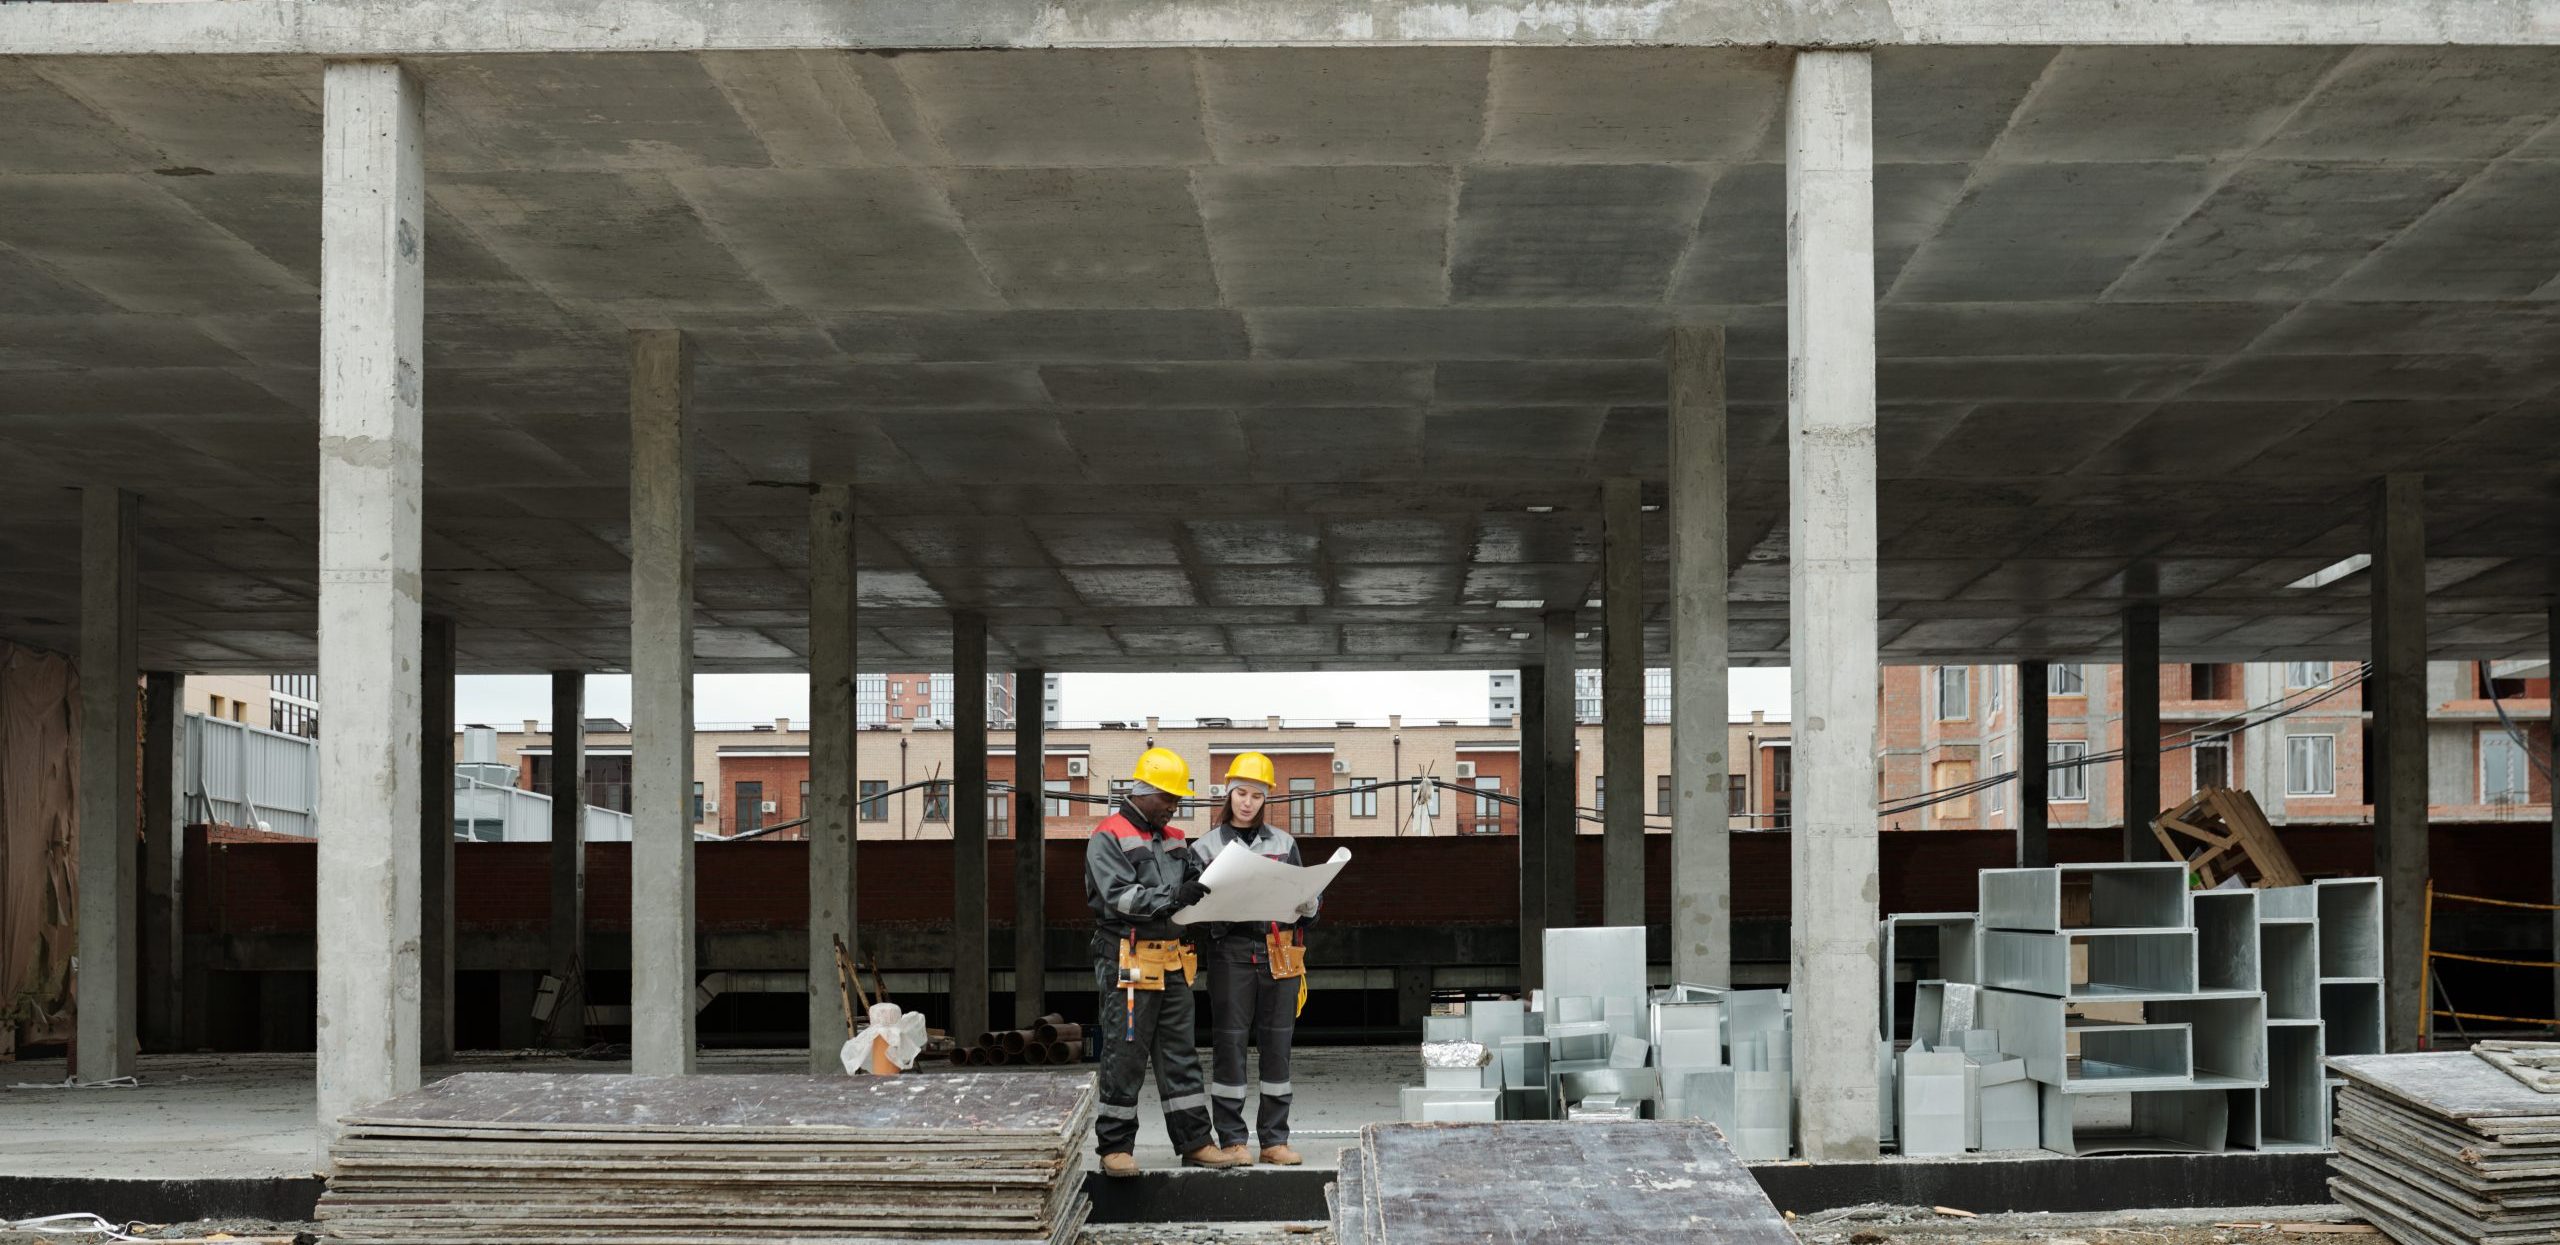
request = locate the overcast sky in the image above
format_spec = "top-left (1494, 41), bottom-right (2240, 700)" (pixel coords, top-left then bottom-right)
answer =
top-left (454, 668), bottom-right (1795, 729)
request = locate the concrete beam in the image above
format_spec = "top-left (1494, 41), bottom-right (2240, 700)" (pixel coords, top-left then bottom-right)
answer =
top-left (951, 611), bottom-right (991, 1046)
top-left (2016, 662), bottom-right (2049, 868)
top-left (547, 669), bottom-right (586, 1050)
top-left (2370, 472), bottom-right (2426, 1053)
top-left (1516, 662), bottom-right (1547, 985)
top-left (1669, 325), bottom-right (1731, 988)
top-left (628, 326), bottom-right (697, 1077)
top-left (314, 58), bottom-right (424, 1134)
top-left (140, 670), bottom-right (182, 1054)
top-left (2122, 605), bottom-right (2161, 861)
top-left (2, 0), bottom-right (2554, 56)
top-left (807, 485), bottom-right (855, 1072)
top-left (1012, 666), bottom-right (1048, 1028)
top-left (77, 486), bottom-right (140, 1081)
top-left (1539, 610), bottom-right (1578, 930)
top-left (1786, 48), bottom-right (1880, 1161)
top-left (420, 614), bottom-right (455, 1063)
top-left (1601, 476), bottom-right (1644, 929)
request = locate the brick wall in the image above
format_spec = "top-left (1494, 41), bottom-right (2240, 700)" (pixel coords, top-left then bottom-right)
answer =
top-left (717, 754), bottom-right (809, 837)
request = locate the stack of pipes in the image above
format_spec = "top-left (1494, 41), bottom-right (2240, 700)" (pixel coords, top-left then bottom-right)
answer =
top-left (950, 1014), bottom-right (1084, 1065)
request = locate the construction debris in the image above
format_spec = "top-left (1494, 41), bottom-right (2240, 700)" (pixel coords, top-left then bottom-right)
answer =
top-left (1328, 1120), bottom-right (1793, 1243)
top-left (2151, 787), bottom-right (2306, 889)
top-left (2328, 1052), bottom-right (2560, 1245)
top-left (314, 1071), bottom-right (1093, 1244)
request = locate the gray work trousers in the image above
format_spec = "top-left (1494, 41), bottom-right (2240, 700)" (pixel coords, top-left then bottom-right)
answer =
top-left (1092, 959), bottom-right (1212, 1157)
top-left (1206, 956), bottom-right (1297, 1147)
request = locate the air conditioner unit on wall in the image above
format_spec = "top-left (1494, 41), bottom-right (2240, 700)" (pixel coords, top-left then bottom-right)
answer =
top-left (1066, 757), bottom-right (1089, 778)
top-left (1455, 761), bottom-right (1477, 779)
top-left (1332, 759), bottom-right (1350, 774)
top-left (761, 801), bottom-right (778, 814)
top-left (703, 800), bottom-right (718, 813)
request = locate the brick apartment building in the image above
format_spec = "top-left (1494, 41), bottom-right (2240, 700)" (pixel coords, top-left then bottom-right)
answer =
top-left (470, 694), bottom-right (1792, 843)
top-left (1881, 659), bottom-right (2552, 833)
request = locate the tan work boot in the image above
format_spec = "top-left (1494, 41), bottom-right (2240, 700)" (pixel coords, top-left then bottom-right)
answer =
top-left (1260, 1144), bottom-right (1303, 1167)
top-left (1099, 1152), bottom-right (1141, 1179)
top-left (1220, 1143), bottom-right (1254, 1166)
top-left (1182, 1143), bottom-right (1244, 1169)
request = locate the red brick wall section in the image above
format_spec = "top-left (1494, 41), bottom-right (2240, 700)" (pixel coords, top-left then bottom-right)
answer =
top-left (185, 825), bottom-right (2556, 937)
top-left (717, 755), bottom-right (809, 837)
top-left (1455, 748), bottom-right (1522, 835)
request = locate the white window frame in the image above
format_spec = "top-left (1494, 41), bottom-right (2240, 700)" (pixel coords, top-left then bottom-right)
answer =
top-left (2285, 734), bottom-right (2336, 797)
top-left (2481, 728), bottom-right (2530, 805)
top-left (1988, 668), bottom-right (2004, 716)
top-left (1987, 745), bottom-right (2008, 818)
top-left (2050, 664), bottom-right (2085, 695)
top-left (2285, 661), bottom-right (2327, 689)
top-left (2047, 741), bottom-right (2089, 802)
top-left (1936, 666), bottom-right (1969, 721)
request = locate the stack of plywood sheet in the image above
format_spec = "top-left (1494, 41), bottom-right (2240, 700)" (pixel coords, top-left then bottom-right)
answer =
top-left (1326, 1120), bottom-right (1793, 1244)
top-left (317, 1072), bottom-right (1092, 1244)
top-left (2330, 1052), bottom-right (2560, 1245)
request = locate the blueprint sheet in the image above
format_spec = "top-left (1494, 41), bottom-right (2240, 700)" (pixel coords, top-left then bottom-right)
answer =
top-left (1171, 845), bottom-right (1351, 925)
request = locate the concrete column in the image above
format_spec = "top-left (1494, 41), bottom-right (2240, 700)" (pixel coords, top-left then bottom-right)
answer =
top-left (419, 615), bottom-right (455, 1063)
top-left (2017, 663), bottom-right (2049, 868)
top-left (807, 486), bottom-right (856, 1070)
top-left (951, 612), bottom-right (991, 1046)
top-left (547, 670), bottom-right (586, 1050)
top-left (77, 487), bottom-right (140, 1080)
top-left (628, 327), bottom-right (696, 1077)
top-left (1540, 611), bottom-right (1579, 929)
top-left (140, 670), bottom-right (182, 1053)
top-left (2122, 606), bottom-right (2162, 860)
top-left (2369, 473), bottom-right (2427, 1053)
top-left (1012, 666), bottom-right (1048, 1028)
top-left (315, 59), bottom-right (425, 1132)
top-left (1601, 478), bottom-right (1645, 928)
top-left (1786, 48), bottom-right (1880, 1160)
top-left (1517, 662), bottom-right (1548, 987)
top-left (1669, 325), bottom-right (1731, 988)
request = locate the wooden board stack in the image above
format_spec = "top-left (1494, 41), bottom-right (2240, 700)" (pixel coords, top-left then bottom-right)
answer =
top-left (2329, 1052), bottom-right (2560, 1245)
top-left (317, 1071), bottom-right (1093, 1245)
top-left (1327, 1120), bottom-right (1793, 1244)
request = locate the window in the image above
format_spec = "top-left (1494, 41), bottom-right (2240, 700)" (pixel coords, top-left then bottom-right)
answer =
top-left (1932, 760), bottom-right (1975, 819)
top-left (858, 780), bottom-right (887, 822)
top-left (989, 791), bottom-right (1010, 834)
top-left (1656, 774), bottom-right (1673, 816)
top-left (929, 673), bottom-right (954, 723)
top-left (1421, 780), bottom-right (1442, 820)
top-left (1988, 668), bottom-right (2004, 716)
top-left (1575, 670), bottom-right (1602, 723)
top-left (2482, 729), bottom-right (2530, 805)
top-left (799, 780), bottom-right (810, 818)
top-left (2193, 737), bottom-right (2231, 791)
top-left (2286, 735), bottom-right (2336, 796)
top-left (1727, 774), bottom-right (1748, 818)
top-left (736, 781), bottom-right (763, 835)
top-left (2048, 741), bottom-right (2089, 802)
top-left (923, 780), bottom-right (951, 823)
top-left (1349, 779), bottom-right (1379, 819)
top-left (691, 781), bottom-right (705, 824)
top-left (1044, 778), bottom-right (1072, 819)
top-left (886, 681), bottom-right (901, 697)
top-left (1470, 777), bottom-right (1504, 834)
top-left (1936, 666), bottom-right (1969, 720)
top-left (1987, 746), bottom-right (2008, 816)
top-left (2190, 663), bottom-right (2238, 700)
top-left (2051, 665), bottom-right (2085, 695)
top-left (207, 695), bottom-right (226, 719)
top-left (1287, 777), bottom-right (1318, 833)
top-left (1644, 669), bottom-right (1671, 724)
top-left (270, 700), bottom-right (318, 737)
top-left (1592, 775), bottom-right (1606, 814)
top-left (2286, 662), bottom-right (2327, 689)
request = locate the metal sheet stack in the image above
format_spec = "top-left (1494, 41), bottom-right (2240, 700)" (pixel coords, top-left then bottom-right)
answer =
top-left (317, 1071), bottom-right (1093, 1245)
top-left (2329, 1052), bottom-right (2560, 1245)
top-left (1328, 1120), bottom-right (1795, 1244)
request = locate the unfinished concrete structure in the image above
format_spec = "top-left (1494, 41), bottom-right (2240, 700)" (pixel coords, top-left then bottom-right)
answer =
top-left (9, 0), bottom-right (2560, 1162)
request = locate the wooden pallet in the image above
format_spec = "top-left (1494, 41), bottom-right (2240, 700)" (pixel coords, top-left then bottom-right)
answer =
top-left (2151, 785), bottom-right (2306, 889)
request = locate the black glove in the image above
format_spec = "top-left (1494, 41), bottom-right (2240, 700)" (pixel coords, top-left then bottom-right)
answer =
top-left (1173, 880), bottom-right (1212, 908)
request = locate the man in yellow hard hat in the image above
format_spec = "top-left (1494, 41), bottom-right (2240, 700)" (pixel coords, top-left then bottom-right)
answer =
top-left (1083, 746), bottom-right (1237, 1175)
top-left (1193, 751), bottom-right (1317, 1166)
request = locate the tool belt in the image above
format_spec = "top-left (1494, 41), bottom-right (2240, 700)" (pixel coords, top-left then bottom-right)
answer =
top-left (1266, 929), bottom-right (1306, 981)
top-left (1118, 938), bottom-right (1197, 991)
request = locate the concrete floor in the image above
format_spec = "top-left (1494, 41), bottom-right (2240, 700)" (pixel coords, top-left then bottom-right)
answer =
top-left (0, 1047), bottom-right (1415, 1178)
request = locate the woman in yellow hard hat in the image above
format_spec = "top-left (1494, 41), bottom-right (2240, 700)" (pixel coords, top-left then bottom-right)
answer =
top-left (1191, 751), bottom-right (1317, 1166)
top-left (1082, 747), bottom-right (1238, 1175)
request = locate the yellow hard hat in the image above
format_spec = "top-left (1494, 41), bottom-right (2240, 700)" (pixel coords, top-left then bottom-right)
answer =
top-left (1226, 751), bottom-right (1277, 789)
top-left (1131, 747), bottom-right (1195, 799)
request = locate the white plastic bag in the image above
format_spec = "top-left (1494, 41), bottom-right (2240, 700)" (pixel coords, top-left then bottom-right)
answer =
top-left (841, 1001), bottom-right (928, 1075)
